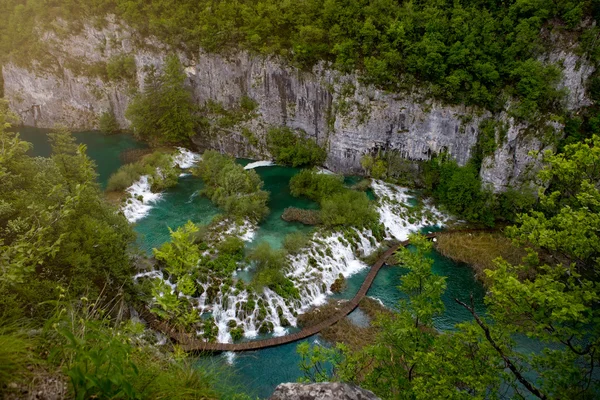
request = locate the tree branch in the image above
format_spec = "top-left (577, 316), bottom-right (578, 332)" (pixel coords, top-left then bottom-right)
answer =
top-left (455, 296), bottom-right (548, 400)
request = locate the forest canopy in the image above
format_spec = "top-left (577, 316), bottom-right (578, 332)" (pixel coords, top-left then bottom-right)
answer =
top-left (0, 0), bottom-right (595, 118)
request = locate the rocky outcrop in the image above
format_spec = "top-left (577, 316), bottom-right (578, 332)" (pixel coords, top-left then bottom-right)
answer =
top-left (269, 383), bottom-right (380, 400)
top-left (1, 17), bottom-right (593, 190)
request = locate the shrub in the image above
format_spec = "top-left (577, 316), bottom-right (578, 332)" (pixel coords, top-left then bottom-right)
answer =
top-left (281, 207), bottom-right (322, 225)
top-left (320, 191), bottom-right (379, 228)
top-left (249, 242), bottom-right (299, 299)
top-left (194, 151), bottom-right (269, 221)
top-left (289, 169), bottom-right (345, 201)
top-left (106, 54), bottom-right (136, 82)
top-left (106, 162), bottom-right (148, 192)
top-left (217, 236), bottom-right (245, 256)
top-left (330, 274), bottom-right (346, 293)
top-left (267, 127), bottom-right (327, 167)
top-left (361, 154), bottom-right (387, 179)
top-left (106, 151), bottom-right (178, 192)
top-left (422, 154), bottom-right (496, 226)
top-left (283, 231), bottom-right (311, 254)
top-left (98, 110), bottom-right (120, 134)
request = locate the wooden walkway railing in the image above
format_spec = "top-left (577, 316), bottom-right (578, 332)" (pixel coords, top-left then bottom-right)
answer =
top-left (141, 232), bottom-right (440, 352)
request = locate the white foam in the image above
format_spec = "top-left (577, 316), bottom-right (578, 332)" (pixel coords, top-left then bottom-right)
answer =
top-left (121, 149), bottom-right (200, 223)
top-left (223, 220), bottom-right (257, 242)
top-left (122, 176), bottom-right (163, 223)
top-left (223, 351), bottom-right (236, 365)
top-left (316, 168), bottom-right (335, 175)
top-left (244, 160), bottom-right (274, 170)
top-left (173, 147), bottom-right (201, 169)
top-left (371, 180), bottom-right (447, 241)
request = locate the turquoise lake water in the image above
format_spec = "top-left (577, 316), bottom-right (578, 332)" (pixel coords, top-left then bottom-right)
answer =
top-left (21, 128), bottom-right (488, 399)
top-left (17, 126), bottom-right (147, 189)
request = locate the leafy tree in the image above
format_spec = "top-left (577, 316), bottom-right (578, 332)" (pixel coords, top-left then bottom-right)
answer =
top-left (193, 151), bottom-right (269, 221)
top-left (126, 55), bottom-right (195, 144)
top-left (98, 110), bottom-right (120, 134)
top-left (267, 127), bottom-right (327, 167)
top-left (153, 221), bottom-right (200, 279)
top-left (0, 115), bottom-right (135, 318)
top-left (320, 191), bottom-right (378, 228)
top-left (423, 154), bottom-right (496, 226)
top-left (249, 242), bottom-right (299, 299)
top-left (298, 234), bottom-right (448, 397)
top-left (289, 169), bottom-right (345, 202)
top-left (507, 135), bottom-right (600, 274)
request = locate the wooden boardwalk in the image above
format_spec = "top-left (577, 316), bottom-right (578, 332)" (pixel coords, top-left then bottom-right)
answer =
top-left (141, 232), bottom-right (439, 353)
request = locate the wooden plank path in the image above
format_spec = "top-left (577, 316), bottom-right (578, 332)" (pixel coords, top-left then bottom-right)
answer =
top-left (140, 232), bottom-right (440, 353)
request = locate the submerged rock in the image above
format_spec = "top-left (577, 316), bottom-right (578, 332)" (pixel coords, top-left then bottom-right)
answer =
top-left (269, 382), bottom-right (380, 400)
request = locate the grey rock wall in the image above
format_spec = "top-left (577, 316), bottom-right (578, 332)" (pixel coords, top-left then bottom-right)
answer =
top-left (269, 382), bottom-right (380, 400)
top-left (1, 17), bottom-right (593, 191)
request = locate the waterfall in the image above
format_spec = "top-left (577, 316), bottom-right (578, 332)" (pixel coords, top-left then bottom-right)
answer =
top-left (138, 180), bottom-right (448, 343)
top-left (243, 160), bottom-right (275, 170)
top-left (122, 176), bottom-right (163, 223)
top-left (121, 148), bottom-right (201, 223)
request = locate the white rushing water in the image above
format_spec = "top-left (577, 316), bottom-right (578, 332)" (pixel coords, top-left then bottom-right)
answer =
top-left (316, 167), bottom-right (335, 175)
top-left (371, 180), bottom-right (447, 241)
top-left (122, 176), bottom-right (163, 223)
top-left (121, 148), bottom-right (201, 223)
top-left (173, 147), bottom-right (201, 168)
top-left (243, 160), bottom-right (275, 170)
top-left (139, 179), bottom-right (448, 343)
top-left (223, 220), bottom-right (257, 242)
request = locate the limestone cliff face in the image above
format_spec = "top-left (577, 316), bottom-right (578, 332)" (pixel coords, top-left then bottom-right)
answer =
top-left (269, 383), bottom-right (380, 400)
top-left (1, 18), bottom-right (593, 191)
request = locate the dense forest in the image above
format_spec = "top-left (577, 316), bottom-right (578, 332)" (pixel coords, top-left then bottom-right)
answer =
top-left (2, 0), bottom-right (599, 117)
top-left (1, 0), bottom-right (600, 399)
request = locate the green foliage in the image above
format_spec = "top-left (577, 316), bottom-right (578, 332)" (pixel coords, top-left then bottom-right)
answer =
top-left (290, 168), bottom-right (378, 228)
top-left (98, 110), bottom-right (120, 134)
top-left (320, 190), bottom-right (378, 228)
top-left (282, 231), bottom-right (311, 255)
top-left (194, 150), bottom-right (269, 221)
top-left (106, 150), bottom-right (177, 192)
top-left (423, 154), bottom-right (496, 226)
top-left (360, 154), bottom-right (387, 179)
top-left (0, 324), bottom-right (34, 390)
top-left (0, 117), bottom-right (135, 318)
top-left (239, 95), bottom-right (258, 113)
top-left (126, 55), bottom-right (196, 144)
top-left (217, 236), bottom-right (245, 256)
top-left (153, 221), bottom-right (200, 279)
top-left (249, 242), bottom-right (299, 299)
top-left (106, 53), bottom-right (137, 82)
top-left (267, 127), bottom-right (327, 167)
top-left (289, 169), bottom-right (345, 202)
top-left (49, 299), bottom-right (222, 399)
top-left (507, 135), bottom-right (600, 274)
top-left (1, 0), bottom-right (590, 117)
top-left (396, 235), bottom-right (446, 325)
top-left (297, 234), bottom-right (450, 397)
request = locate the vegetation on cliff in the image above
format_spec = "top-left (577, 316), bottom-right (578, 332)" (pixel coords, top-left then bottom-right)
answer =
top-left (126, 55), bottom-right (196, 145)
top-left (266, 127), bottom-right (327, 167)
top-left (2, 0), bottom-right (593, 121)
